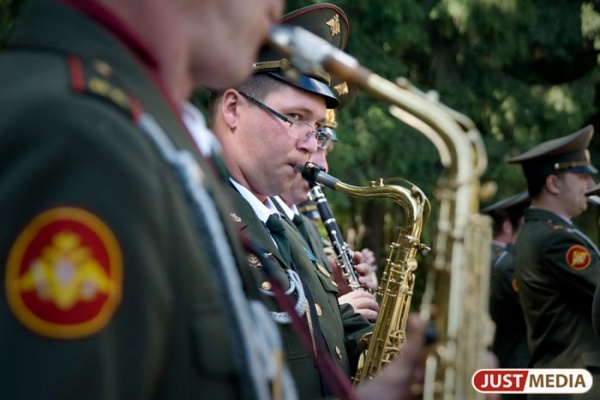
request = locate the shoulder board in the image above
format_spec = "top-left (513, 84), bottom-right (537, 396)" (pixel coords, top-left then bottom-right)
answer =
top-left (543, 220), bottom-right (569, 231)
top-left (67, 55), bottom-right (143, 122)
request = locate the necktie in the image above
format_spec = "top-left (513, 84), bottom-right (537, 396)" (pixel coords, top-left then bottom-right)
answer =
top-left (266, 214), bottom-right (293, 265)
top-left (292, 213), bottom-right (311, 244)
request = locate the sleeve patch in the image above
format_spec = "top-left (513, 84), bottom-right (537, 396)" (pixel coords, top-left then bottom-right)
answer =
top-left (5, 207), bottom-right (123, 339)
top-left (565, 244), bottom-right (591, 271)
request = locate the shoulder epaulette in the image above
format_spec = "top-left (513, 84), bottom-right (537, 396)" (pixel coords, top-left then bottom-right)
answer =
top-left (543, 220), bottom-right (569, 231)
top-left (67, 55), bottom-right (143, 122)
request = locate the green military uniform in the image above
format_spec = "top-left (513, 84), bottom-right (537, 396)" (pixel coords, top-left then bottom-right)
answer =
top-left (226, 185), bottom-right (371, 399)
top-left (273, 198), bottom-right (335, 274)
top-left (508, 126), bottom-right (600, 400)
top-left (0, 1), bottom-right (284, 399)
top-left (588, 183), bottom-right (600, 342)
top-left (490, 244), bottom-right (530, 369)
top-left (491, 241), bottom-right (507, 267)
top-left (483, 192), bottom-right (530, 400)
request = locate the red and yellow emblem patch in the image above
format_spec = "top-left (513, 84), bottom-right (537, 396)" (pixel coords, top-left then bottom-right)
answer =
top-left (5, 207), bottom-right (122, 339)
top-left (565, 244), bottom-right (591, 271)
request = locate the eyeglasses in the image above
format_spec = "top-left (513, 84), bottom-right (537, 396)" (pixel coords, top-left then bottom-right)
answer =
top-left (239, 91), bottom-right (333, 149)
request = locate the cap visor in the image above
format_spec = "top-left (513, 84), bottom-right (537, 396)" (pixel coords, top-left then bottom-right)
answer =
top-left (570, 165), bottom-right (598, 175)
top-left (267, 71), bottom-right (339, 108)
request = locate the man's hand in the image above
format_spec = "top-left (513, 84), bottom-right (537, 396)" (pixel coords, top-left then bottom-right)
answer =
top-left (338, 290), bottom-right (379, 321)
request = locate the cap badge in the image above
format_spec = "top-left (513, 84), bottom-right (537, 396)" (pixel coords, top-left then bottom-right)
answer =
top-left (333, 81), bottom-right (349, 96)
top-left (326, 14), bottom-right (341, 37)
top-left (5, 207), bottom-right (122, 339)
top-left (565, 244), bottom-right (591, 271)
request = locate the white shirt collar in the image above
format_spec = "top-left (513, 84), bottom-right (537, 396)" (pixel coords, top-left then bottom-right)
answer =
top-left (273, 196), bottom-right (301, 221)
top-left (181, 101), bottom-right (222, 157)
top-left (230, 179), bottom-right (278, 223)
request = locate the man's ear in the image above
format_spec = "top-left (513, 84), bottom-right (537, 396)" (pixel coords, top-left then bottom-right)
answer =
top-left (545, 174), bottom-right (561, 194)
top-left (221, 89), bottom-right (241, 130)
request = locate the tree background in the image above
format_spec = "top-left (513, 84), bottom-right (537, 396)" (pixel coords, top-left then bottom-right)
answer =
top-left (2, 0), bottom-right (600, 303)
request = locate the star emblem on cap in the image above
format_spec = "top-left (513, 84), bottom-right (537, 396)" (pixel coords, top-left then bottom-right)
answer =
top-left (326, 14), bottom-right (341, 36)
top-left (333, 81), bottom-right (349, 96)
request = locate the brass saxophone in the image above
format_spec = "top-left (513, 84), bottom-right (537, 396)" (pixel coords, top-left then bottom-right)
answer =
top-left (297, 161), bottom-right (430, 384)
top-left (269, 24), bottom-right (495, 399)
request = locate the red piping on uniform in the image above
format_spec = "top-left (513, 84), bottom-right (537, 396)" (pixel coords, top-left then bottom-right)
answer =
top-left (67, 55), bottom-right (85, 93)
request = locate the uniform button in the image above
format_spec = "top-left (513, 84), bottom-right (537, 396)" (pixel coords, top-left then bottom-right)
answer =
top-left (335, 346), bottom-right (342, 359)
top-left (332, 281), bottom-right (338, 287)
top-left (261, 281), bottom-right (272, 291)
top-left (315, 303), bottom-right (322, 316)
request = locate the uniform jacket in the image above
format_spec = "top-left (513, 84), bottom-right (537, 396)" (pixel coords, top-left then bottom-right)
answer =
top-left (0, 1), bottom-right (265, 398)
top-left (226, 185), bottom-right (372, 399)
top-left (491, 241), bottom-right (507, 268)
top-left (489, 244), bottom-right (530, 368)
top-left (515, 207), bottom-right (600, 399)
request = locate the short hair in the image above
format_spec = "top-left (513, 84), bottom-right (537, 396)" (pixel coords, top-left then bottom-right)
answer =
top-left (207, 74), bottom-right (288, 128)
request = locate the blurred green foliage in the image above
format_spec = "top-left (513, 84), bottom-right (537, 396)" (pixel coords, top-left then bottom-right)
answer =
top-left (0, 0), bottom-right (22, 48)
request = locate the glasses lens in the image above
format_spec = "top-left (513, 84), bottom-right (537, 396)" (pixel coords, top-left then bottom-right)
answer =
top-left (316, 128), bottom-right (333, 149)
top-left (289, 121), bottom-right (316, 142)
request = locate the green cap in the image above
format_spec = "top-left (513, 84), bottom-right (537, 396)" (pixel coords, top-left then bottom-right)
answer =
top-left (254, 4), bottom-right (350, 108)
top-left (507, 125), bottom-right (597, 181)
top-left (481, 191), bottom-right (530, 216)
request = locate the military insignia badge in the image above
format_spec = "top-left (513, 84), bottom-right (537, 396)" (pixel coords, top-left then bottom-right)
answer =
top-left (230, 213), bottom-right (242, 223)
top-left (326, 14), bottom-right (341, 36)
top-left (5, 207), bottom-right (123, 339)
top-left (565, 244), bottom-right (591, 271)
top-left (333, 81), bottom-right (349, 96)
top-left (247, 253), bottom-right (262, 267)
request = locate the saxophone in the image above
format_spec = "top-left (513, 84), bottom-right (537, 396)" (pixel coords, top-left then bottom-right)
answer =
top-left (298, 161), bottom-right (430, 384)
top-left (269, 25), bottom-right (495, 399)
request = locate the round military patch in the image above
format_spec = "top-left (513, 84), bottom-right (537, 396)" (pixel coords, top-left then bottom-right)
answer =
top-left (5, 207), bottom-right (123, 339)
top-left (565, 244), bottom-right (591, 271)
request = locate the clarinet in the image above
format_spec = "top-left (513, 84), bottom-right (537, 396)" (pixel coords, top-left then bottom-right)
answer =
top-left (298, 163), bottom-right (365, 292)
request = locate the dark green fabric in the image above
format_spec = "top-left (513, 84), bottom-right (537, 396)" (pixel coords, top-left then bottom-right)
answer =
top-left (515, 207), bottom-right (600, 400)
top-left (489, 245), bottom-right (530, 360)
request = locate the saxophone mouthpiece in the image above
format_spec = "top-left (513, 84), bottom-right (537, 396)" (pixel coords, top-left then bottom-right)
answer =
top-left (296, 162), bottom-right (318, 182)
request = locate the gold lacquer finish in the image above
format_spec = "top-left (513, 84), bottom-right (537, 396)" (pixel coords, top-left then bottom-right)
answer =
top-left (299, 162), bottom-right (430, 383)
